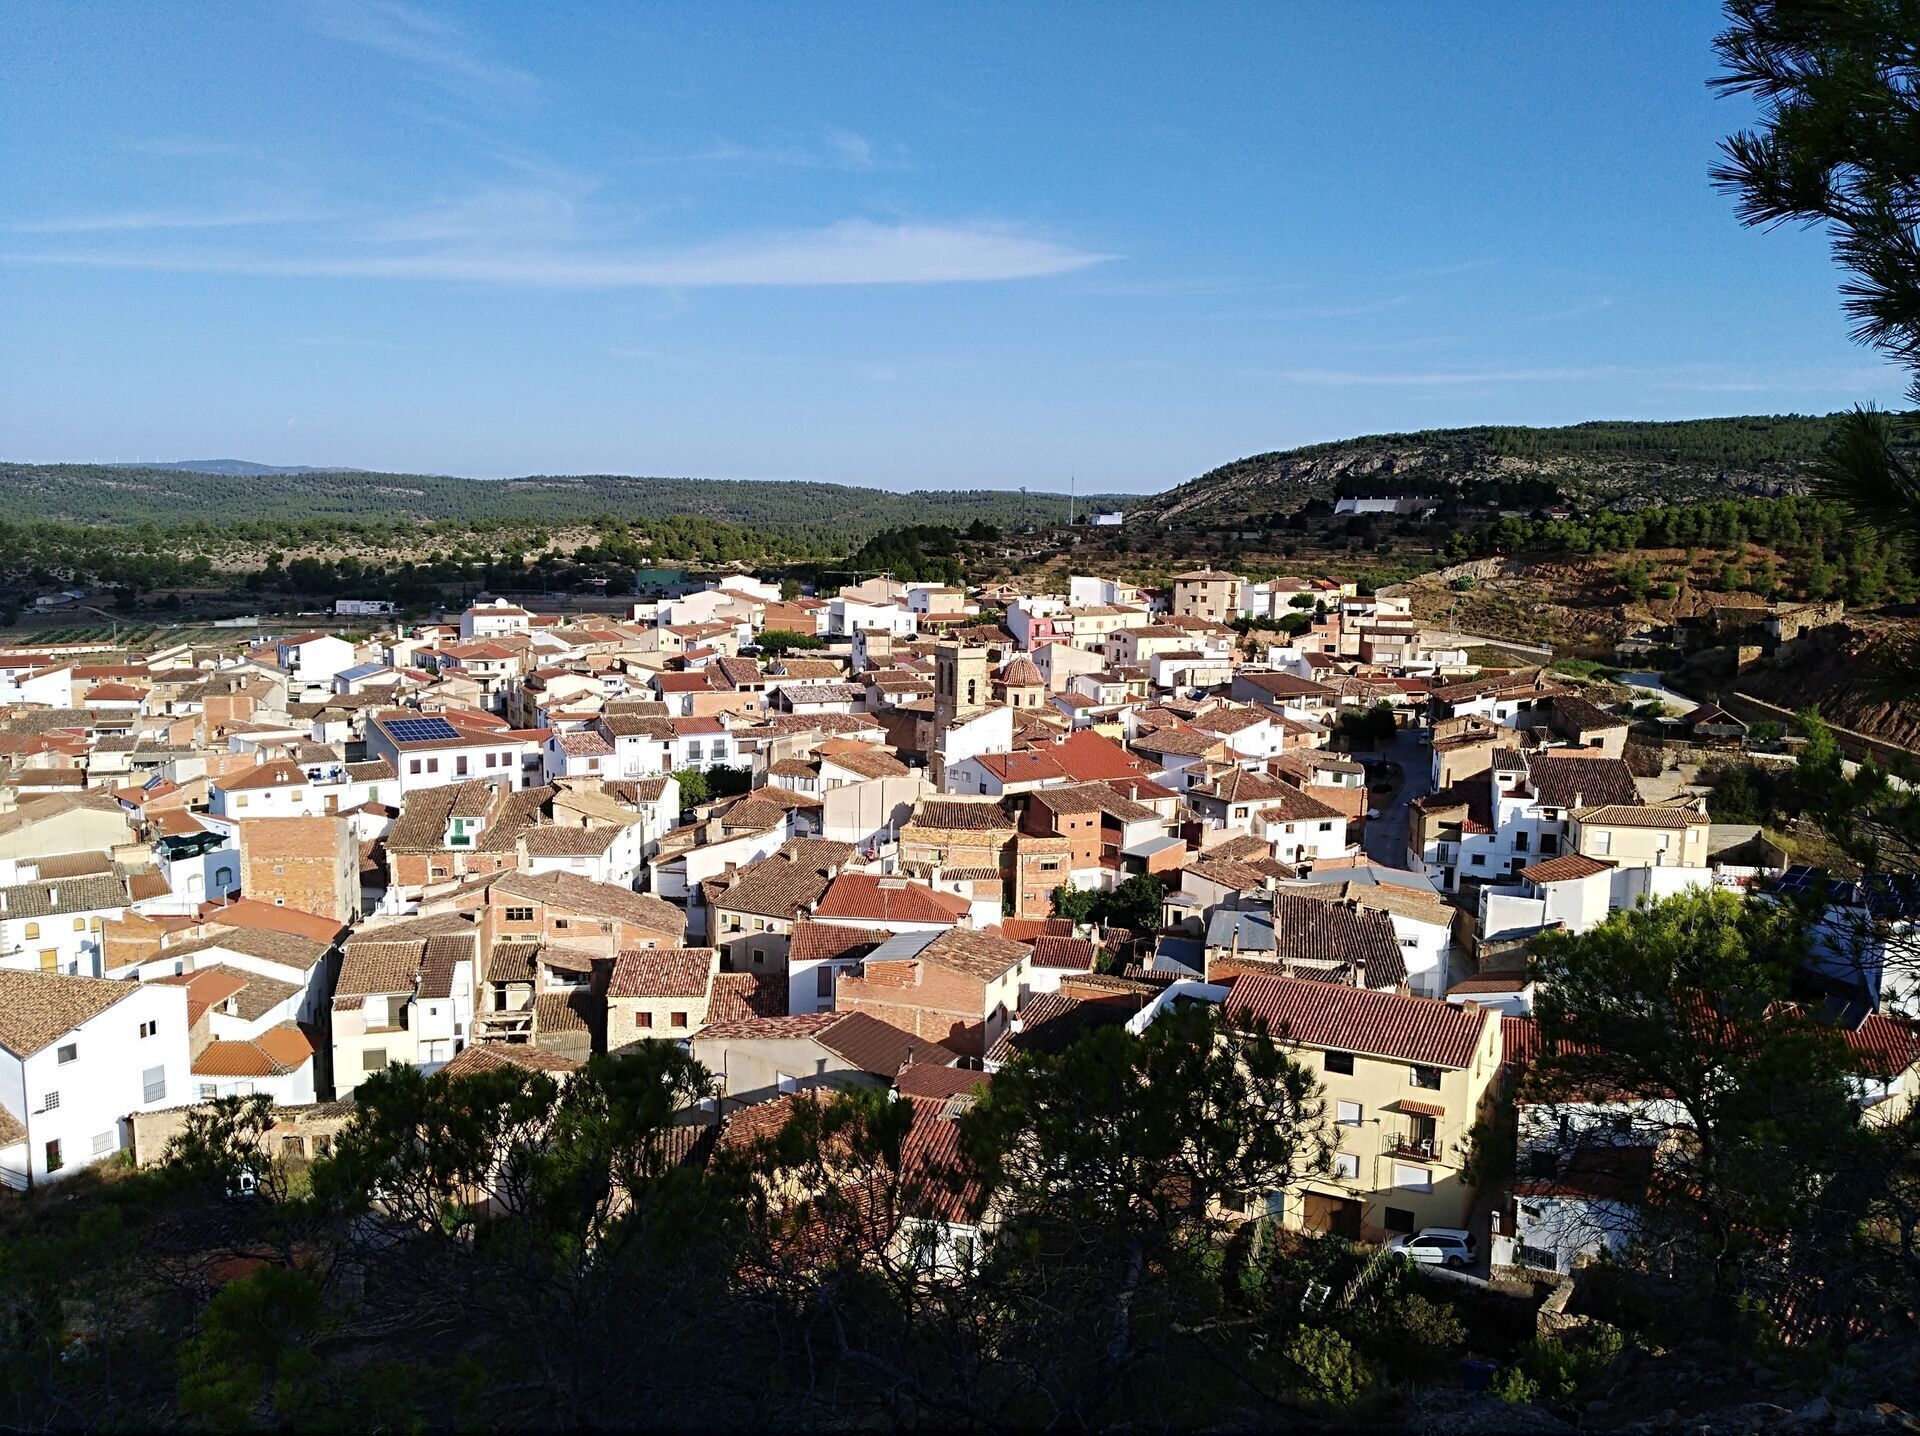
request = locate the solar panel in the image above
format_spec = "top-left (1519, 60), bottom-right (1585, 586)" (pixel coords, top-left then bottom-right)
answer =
top-left (385, 716), bottom-right (461, 744)
top-left (1774, 864), bottom-right (1819, 896)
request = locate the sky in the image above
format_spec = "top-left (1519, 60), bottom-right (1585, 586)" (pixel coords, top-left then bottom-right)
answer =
top-left (0, 2), bottom-right (1908, 492)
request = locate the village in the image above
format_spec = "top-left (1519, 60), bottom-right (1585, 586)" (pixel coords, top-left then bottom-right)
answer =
top-left (0, 560), bottom-right (1909, 1292)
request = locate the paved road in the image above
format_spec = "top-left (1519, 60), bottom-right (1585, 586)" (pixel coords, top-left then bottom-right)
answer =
top-left (1614, 669), bottom-right (1695, 712)
top-left (1362, 725), bottom-right (1432, 869)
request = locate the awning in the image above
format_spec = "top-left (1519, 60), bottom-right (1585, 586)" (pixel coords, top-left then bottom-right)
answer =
top-left (1397, 1099), bottom-right (1446, 1117)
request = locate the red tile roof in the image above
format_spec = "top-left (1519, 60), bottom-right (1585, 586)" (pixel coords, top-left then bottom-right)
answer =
top-left (1225, 971), bottom-right (1491, 1069)
top-left (606, 947), bottom-right (715, 1000)
top-left (1517, 853), bottom-right (1613, 885)
top-left (812, 875), bottom-right (969, 926)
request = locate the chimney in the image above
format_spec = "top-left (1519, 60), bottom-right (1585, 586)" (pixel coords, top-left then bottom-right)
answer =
top-left (1573, 791), bottom-right (1583, 811)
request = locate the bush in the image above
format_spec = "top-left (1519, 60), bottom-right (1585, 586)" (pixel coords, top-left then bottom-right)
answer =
top-left (1284, 1327), bottom-right (1372, 1407)
top-left (1490, 1366), bottom-right (1539, 1404)
top-left (1351, 1290), bottom-right (1468, 1379)
top-left (757, 628), bottom-right (824, 655)
top-left (1498, 1329), bottom-right (1625, 1403)
top-left (1449, 575), bottom-right (1477, 591)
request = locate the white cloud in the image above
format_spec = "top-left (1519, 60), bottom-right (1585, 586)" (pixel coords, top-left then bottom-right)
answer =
top-left (1247, 361), bottom-right (1898, 391)
top-left (1253, 365), bottom-right (1620, 387)
top-left (1, 219), bottom-right (1112, 288)
top-left (627, 128), bottom-right (907, 172)
top-left (304, 0), bottom-right (534, 92)
top-left (6, 210), bottom-right (322, 235)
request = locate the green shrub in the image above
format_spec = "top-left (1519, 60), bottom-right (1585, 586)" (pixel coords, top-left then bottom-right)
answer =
top-left (1284, 1327), bottom-right (1372, 1407)
top-left (1491, 1366), bottom-right (1539, 1404)
top-left (1392, 1293), bottom-right (1467, 1351)
top-left (1499, 1328), bottom-right (1625, 1403)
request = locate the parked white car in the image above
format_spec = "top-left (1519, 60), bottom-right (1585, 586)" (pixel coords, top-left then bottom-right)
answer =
top-left (1387, 1227), bottom-right (1475, 1269)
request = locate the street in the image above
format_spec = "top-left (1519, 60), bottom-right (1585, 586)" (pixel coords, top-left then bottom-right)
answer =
top-left (1362, 724), bottom-right (1432, 869)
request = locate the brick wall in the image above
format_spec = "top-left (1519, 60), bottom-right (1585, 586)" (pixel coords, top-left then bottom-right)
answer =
top-left (835, 958), bottom-right (990, 1056)
top-left (237, 816), bottom-right (358, 924)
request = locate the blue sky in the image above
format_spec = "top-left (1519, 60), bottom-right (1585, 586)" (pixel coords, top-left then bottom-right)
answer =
top-left (0, 2), bottom-right (1906, 491)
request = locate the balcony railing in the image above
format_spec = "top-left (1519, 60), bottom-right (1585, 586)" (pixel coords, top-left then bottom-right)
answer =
top-left (1387, 1136), bottom-right (1439, 1162)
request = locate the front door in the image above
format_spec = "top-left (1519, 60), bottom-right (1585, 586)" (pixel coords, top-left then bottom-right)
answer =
top-left (1303, 1192), bottom-right (1363, 1239)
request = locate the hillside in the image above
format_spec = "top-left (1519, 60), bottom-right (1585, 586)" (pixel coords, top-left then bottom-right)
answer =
top-left (1132, 413), bottom-right (1919, 528)
top-left (119, 459), bottom-right (379, 477)
top-left (0, 462), bottom-right (1128, 538)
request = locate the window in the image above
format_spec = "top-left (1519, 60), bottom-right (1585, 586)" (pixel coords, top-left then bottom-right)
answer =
top-left (816, 964), bottom-right (834, 1000)
top-left (139, 1020), bottom-right (158, 1039)
top-left (23, 922), bottom-right (38, 940)
top-left (1410, 1065), bottom-right (1442, 1090)
top-left (409, 758), bottom-right (422, 775)
top-left (635, 1011), bottom-right (653, 1029)
top-left (44, 1139), bottom-right (62, 1174)
top-left (56, 1043), bottom-right (77, 1065)
top-left (92, 1131), bottom-right (114, 1157)
top-left (1514, 831), bottom-right (1528, 853)
top-left (1335, 1100), bottom-right (1362, 1127)
top-left (364, 1049), bottom-right (387, 1072)
top-left (1384, 1206), bottom-right (1416, 1235)
top-left (670, 1011), bottom-right (689, 1029)
top-left (142, 1066), bottom-right (167, 1104)
top-left (1324, 1050), bottom-right (1354, 1076)
top-left (1393, 1163), bottom-right (1432, 1193)
top-left (1469, 854), bottom-right (1485, 867)
top-left (42, 1091), bottom-right (59, 1111)
top-left (1318, 821), bottom-right (1333, 832)
top-left (505, 906), bottom-right (535, 923)
top-left (1591, 829), bottom-right (1610, 855)
top-left (1333, 1152), bottom-right (1360, 1180)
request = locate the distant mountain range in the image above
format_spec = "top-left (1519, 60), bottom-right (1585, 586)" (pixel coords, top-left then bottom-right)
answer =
top-left (0, 461), bottom-right (1131, 539)
top-left (12, 413), bottom-right (1894, 539)
top-left (1130, 412), bottom-right (1916, 528)
top-left (114, 459), bottom-right (380, 478)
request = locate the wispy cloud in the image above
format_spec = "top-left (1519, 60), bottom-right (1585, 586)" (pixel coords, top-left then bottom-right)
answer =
top-left (6, 209), bottom-right (323, 235)
top-left (304, 0), bottom-right (534, 92)
top-left (627, 128), bottom-right (908, 172)
top-left (1387, 258), bottom-right (1498, 282)
top-left (1235, 295), bottom-right (1411, 322)
top-left (1250, 365), bottom-right (1620, 387)
top-left (364, 185), bottom-right (584, 243)
top-left (1246, 361), bottom-right (1897, 391)
top-left (1, 219), bottom-right (1113, 288)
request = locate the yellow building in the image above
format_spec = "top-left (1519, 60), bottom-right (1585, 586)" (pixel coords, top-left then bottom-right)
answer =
top-left (1171, 569), bottom-right (1244, 622)
top-left (1570, 803), bottom-right (1711, 870)
top-left (1223, 972), bottom-right (1501, 1241)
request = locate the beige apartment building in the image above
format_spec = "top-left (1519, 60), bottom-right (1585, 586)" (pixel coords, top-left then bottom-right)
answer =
top-left (1570, 803), bottom-right (1711, 870)
top-left (1171, 570), bottom-right (1243, 621)
top-left (1224, 972), bottom-right (1501, 1241)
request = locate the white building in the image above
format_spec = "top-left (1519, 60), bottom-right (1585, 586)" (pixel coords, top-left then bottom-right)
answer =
top-left (0, 969), bottom-right (191, 1188)
top-left (459, 599), bottom-right (534, 640)
top-left (0, 872), bottom-right (130, 978)
top-left (275, 633), bottom-right (357, 692)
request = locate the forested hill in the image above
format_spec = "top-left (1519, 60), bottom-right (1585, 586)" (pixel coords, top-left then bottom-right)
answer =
top-left (1132, 412), bottom-right (1920, 528)
top-left (0, 462), bottom-right (1125, 539)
